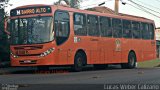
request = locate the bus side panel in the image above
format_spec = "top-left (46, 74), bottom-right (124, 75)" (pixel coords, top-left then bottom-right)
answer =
top-left (121, 39), bottom-right (131, 63)
top-left (112, 38), bottom-right (122, 64)
top-left (131, 39), bottom-right (143, 62)
top-left (102, 38), bottom-right (122, 64)
top-left (88, 37), bottom-right (100, 64)
top-left (104, 38), bottom-right (114, 64)
top-left (98, 37), bottom-right (105, 64)
top-left (142, 40), bottom-right (156, 61)
top-left (71, 36), bottom-right (94, 65)
top-left (121, 39), bottom-right (144, 63)
top-left (98, 37), bottom-right (109, 64)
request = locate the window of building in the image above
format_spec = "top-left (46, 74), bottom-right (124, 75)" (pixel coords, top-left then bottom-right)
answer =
top-left (112, 18), bottom-right (122, 38)
top-left (87, 15), bottom-right (99, 36)
top-left (100, 17), bottom-right (112, 37)
top-left (74, 13), bottom-right (87, 36)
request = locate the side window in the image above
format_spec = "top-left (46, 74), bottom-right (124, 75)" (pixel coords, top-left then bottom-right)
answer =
top-left (54, 11), bottom-right (70, 45)
top-left (112, 18), bottom-right (122, 38)
top-left (74, 13), bottom-right (87, 36)
top-left (100, 17), bottom-right (112, 37)
top-left (123, 20), bottom-right (132, 38)
top-left (132, 21), bottom-right (141, 39)
top-left (55, 21), bottom-right (69, 37)
top-left (149, 24), bottom-right (155, 40)
top-left (141, 23), bottom-right (150, 39)
top-left (87, 15), bottom-right (99, 36)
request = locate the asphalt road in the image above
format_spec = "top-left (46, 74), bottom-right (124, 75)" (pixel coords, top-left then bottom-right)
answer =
top-left (1, 66), bottom-right (160, 90)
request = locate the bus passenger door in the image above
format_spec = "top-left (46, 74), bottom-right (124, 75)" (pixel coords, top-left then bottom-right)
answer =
top-left (54, 11), bottom-right (70, 65)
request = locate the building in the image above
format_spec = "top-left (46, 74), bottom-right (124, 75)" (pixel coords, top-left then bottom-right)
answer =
top-left (156, 28), bottom-right (160, 58)
top-left (86, 6), bottom-right (150, 20)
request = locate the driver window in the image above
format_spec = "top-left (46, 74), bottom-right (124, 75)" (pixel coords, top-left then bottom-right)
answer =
top-left (54, 11), bottom-right (70, 45)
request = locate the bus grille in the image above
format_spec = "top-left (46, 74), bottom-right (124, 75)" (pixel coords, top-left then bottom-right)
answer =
top-left (14, 45), bottom-right (43, 50)
top-left (18, 54), bottom-right (41, 56)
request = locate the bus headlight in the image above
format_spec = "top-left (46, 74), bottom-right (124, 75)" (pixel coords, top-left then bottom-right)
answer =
top-left (39, 48), bottom-right (55, 57)
top-left (11, 52), bottom-right (19, 58)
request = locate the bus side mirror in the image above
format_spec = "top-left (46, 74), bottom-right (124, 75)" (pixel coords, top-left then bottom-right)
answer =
top-left (4, 18), bottom-right (10, 35)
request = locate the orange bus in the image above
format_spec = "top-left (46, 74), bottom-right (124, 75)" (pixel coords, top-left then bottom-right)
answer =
top-left (10, 5), bottom-right (156, 71)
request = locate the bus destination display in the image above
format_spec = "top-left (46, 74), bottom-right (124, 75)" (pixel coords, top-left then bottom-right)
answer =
top-left (10, 6), bottom-right (52, 16)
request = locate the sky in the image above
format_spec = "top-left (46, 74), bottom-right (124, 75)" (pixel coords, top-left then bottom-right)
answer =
top-left (5, 0), bottom-right (160, 28)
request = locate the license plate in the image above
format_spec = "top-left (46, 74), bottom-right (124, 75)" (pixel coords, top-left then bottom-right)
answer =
top-left (23, 60), bottom-right (31, 63)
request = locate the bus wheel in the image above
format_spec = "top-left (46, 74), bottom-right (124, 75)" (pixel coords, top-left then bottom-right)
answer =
top-left (73, 52), bottom-right (84, 72)
top-left (121, 52), bottom-right (136, 69)
top-left (94, 64), bottom-right (108, 70)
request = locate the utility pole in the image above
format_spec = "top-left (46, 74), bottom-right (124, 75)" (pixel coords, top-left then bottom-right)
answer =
top-left (114, 0), bottom-right (119, 14)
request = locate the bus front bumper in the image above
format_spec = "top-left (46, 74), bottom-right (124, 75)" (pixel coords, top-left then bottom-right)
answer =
top-left (11, 54), bottom-right (56, 67)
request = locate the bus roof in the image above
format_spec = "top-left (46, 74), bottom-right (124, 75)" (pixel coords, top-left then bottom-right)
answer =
top-left (13, 4), bottom-right (51, 9)
top-left (53, 5), bottom-right (154, 23)
top-left (11, 4), bottom-right (154, 24)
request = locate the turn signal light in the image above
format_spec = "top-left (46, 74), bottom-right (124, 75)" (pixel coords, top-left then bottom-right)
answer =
top-left (39, 48), bottom-right (55, 57)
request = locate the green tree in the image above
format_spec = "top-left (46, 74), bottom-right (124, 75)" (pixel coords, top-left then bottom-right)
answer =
top-left (54, 0), bottom-right (82, 9)
top-left (70, 0), bottom-right (82, 9)
top-left (0, 0), bottom-right (10, 37)
top-left (0, 0), bottom-right (10, 63)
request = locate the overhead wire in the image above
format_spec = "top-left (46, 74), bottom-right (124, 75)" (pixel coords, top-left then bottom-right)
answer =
top-left (80, 0), bottom-right (113, 9)
top-left (128, 0), bottom-right (160, 15)
top-left (123, 0), bottom-right (160, 18)
top-left (135, 0), bottom-right (160, 11)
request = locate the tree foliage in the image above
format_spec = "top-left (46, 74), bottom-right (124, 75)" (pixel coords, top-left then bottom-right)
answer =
top-left (0, 0), bottom-right (10, 62)
top-left (54, 0), bottom-right (82, 9)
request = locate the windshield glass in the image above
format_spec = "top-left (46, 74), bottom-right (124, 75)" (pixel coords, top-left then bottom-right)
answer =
top-left (10, 16), bottom-right (53, 45)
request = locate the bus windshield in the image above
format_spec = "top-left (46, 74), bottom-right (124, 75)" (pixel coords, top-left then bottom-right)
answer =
top-left (10, 16), bottom-right (53, 45)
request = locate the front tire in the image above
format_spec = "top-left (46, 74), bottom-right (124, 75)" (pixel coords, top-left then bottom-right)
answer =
top-left (121, 52), bottom-right (136, 69)
top-left (72, 52), bottom-right (84, 72)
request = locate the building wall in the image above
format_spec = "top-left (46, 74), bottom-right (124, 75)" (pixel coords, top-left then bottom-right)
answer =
top-left (156, 28), bottom-right (160, 58)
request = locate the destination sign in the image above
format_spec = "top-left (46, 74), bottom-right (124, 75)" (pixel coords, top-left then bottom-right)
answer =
top-left (10, 6), bottom-right (52, 16)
